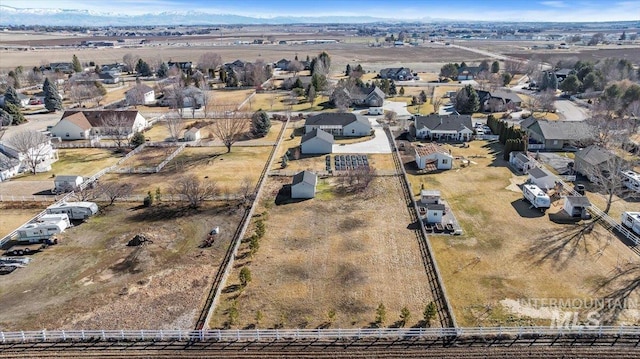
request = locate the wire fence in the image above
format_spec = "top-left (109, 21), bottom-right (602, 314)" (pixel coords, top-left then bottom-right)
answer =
top-left (1, 326), bottom-right (638, 343)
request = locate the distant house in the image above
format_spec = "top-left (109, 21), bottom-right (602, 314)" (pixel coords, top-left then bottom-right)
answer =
top-left (521, 119), bottom-right (594, 151)
top-left (415, 144), bottom-right (453, 170)
top-left (554, 68), bottom-right (575, 82)
top-left (379, 67), bottom-right (414, 81)
top-left (420, 189), bottom-right (441, 205)
top-left (43, 62), bottom-right (74, 74)
top-left (50, 110), bottom-right (148, 140)
top-left (274, 58), bottom-right (290, 70)
top-left (335, 85), bottom-right (386, 108)
top-left (0, 92), bottom-right (30, 107)
top-left (0, 152), bottom-right (20, 182)
top-left (98, 72), bottom-right (120, 84)
top-left (125, 84), bottom-right (155, 105)
top-left (159, 86), bottom-right (204, 108)
top-left (457, 66), bottom-right (482, 80)
top-left (426, 204), bottom-right (445, 223)
top-left (412, 114), bottom-right (474, 142)
top-left (54, 175), bottom-right (84, 193)
top-left (291, 170), bottom-right (317, 199)
top-left (301, 128), bottom-right (334, 154)
top-left (304, 113), bottom-right (372, 137)
top-left (184, 127), bottom-right (201, 142)
top-left (168, 61), bottom-right (194, 75)
top-left (528, 166), bottom-right (557, 190)
top-left (477, 90), bottom-right (522, 112)
top-left (509, 151), bottom-right (534, 172)
top-left (574, 145), bottom-right (619, 182)
top-left (563, 196), bottom-right (591, 218)
top-left (281, 76), bottom-right (313, 90)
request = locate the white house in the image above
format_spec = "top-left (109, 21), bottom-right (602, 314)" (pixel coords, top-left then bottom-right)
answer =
top-left (0, 152), bottom-right (20, 182)
top-left (184, 127), bottom-right (201, 142)
top-left (420, 189), bottom-right (441, 205)
top-left (509, 151), bottom-right (534, 173)
top-left (50, 110), bottom-right (148, 141)
top-left (291, 170), bottom-right (317, 199)
top-left (125, 84), bottom-right (155, 105)
top-left (563, 196), bottom-right (591, 218)
top-left (301, 128), bottom-right (334, 154)
top-left (304, 113), bottom-right (371, 137)
top-left (528, 166), bottom-right (557, 190)
top-left (54, 175), bottom-right (84, 193)
top-left (415, 144), bottom-right (453, 170)
top-left (426, 203), bottom-right (445, 223)
top-left (413, 114), bottom-right (474, 142)
top-left (0, 138), bottom-right (58, 173)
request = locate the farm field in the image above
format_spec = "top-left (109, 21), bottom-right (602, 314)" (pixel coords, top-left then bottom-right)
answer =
top-left (0, 201), bottom-right (244, 330)
top-left (209, 176), bottom-right (437, 329)
top-left (404, 140), bottom-right (640, 327)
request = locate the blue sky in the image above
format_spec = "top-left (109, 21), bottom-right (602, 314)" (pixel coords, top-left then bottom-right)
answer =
top-left (1, 0), bottom-right (639, 21)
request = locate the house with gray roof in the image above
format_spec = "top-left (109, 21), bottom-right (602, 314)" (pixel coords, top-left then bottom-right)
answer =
top-left (528, 166), bottom-right (557, 190)
top-left (291, 170), bottom-right (317, 199)
top-left (334, 86), bottom-right (385, 108)
top-left (301, 128), bottom-right (334, 154)
top-left (0, 152), bottom-right (20, 182)
top-left (521, 119), bottom-right (594, 151)
top-left (509, 151), bottom-right (534, 172)
top-left (457, 66), bottom-right (482, 80)
top-left (477, 90), bottom-right (523, 112)
top-left (413, 114), bottom-right (474, 142)
top-left (379, 67), bottom-right (414, 81)
top-left (574, 145), bottom-right (621, 183)
top-left (304, 113), bottom-right (372, 137)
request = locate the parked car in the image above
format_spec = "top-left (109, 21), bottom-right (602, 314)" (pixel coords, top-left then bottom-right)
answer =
top-left (29, 98), bottom-right (42, 105)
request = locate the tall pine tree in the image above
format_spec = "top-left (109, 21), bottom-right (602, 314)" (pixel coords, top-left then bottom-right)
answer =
top-left (72, 54), bottom-right (82, 73)
top-left (3, 87), bottom-right (21, 108)
top-left (43, 78), bottom-right (63, 112)
top-left (251, 110), bottom-right (271, 138)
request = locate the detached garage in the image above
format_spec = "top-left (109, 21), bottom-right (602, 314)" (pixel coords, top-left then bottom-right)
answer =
top-left (301, 128), bottom-right (334, 154)
top-left (291, 170), bottom-right (317, 199)
top-left (563, 196), bottom-right (591, 218)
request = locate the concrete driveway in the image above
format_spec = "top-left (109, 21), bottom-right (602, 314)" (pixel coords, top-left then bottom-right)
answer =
top-left (554, 99), bottom-right (589, 121)
top-left (332, 118), bottom-right (391, 154)
top-left (3, 111), bottom-right (61, 139)
top-left (383, 100), bottom-right (412, 118)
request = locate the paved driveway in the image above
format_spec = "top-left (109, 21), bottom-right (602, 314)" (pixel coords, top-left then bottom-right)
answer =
top-left (332, 118), bottom-right (391, 154)
top-left (383, 100), bottom-right (412, 118)
top-left (554, 99), bottom-right (589, 121)
top-left (3, 112), bottom-right (61, 139)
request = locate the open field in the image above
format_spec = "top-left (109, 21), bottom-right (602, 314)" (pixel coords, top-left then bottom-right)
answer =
top-left (118, 146), bottom-right (176, 168)
top-left (0, 203), bottom-right (44, 238)
top-left (12, 149), bottom-right (122, 181)
top-left (211, 89), bottom-right (254, 107)
top-left (209, 176), bottom-right (437, 329)
top-left (402, 140), bottom-right (640, 327)
top-left (245, 93), bottom-right (331, 112)
top-left (0, 201), bottom-right (243, 330)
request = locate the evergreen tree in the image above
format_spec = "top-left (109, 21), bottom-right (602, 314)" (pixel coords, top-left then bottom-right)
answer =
top-left (388, 81), bottom-right (397, 96)
top-left (293, 77), bottom-right (303, 89)
top-left (94, 81), bottom-right (107, 96)
top-left (491, 61), bottom-right (500, 73)
top-left (239, 267), bottom-right (252, 287)
top-left (502, 72), bottom-right (512, 86)
top-left (0, 107), bottom-right (11, 126)
top-left (43, 78), bottom-right (63, 112)
top-left (454, 85), bottom-right (480, 114)
top-left (423, 302), bottom-right (437, 327)
top-left (157, 62), bottom-right (169, 78)
top-left (131, 132), bottom-right (146, 147)
top-left (72, 54), bottom-right (82, 73)
top-left (399, 86), bottom-right (405, 96)
top-left (251, 109), bottom-right (271, 138)
top-left (3, 102), bottom-right (25, 125)
top-left (548, 72), bottom-right (558, 90)
top-left (419, 90), bottom-right (428, 104)
top-left (3, 87), bottom-right (21, 108)
top-left (311, 73), bottom-right (327, 92)
top-left (399, 307), bottom-right (411, 327)
top-left (375, 303), bottom-right (386, 326)
top-left (306, 84), bottom-right (317, 105)
top-left (479, 60), bottom-right (490, 72)
top-left (135, 59), bottom-right (152, 77)
top-left (345, 64), bottom-right (352, 76)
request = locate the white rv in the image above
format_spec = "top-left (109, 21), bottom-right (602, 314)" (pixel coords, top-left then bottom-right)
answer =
top-left (522, 184), bottom-right (551, 211)
top-left (621, 170), bottom-right (640, 193)
top-left (17, 217), bottom-right (69, 243)
top-left (46, 201), bottom-right (98, 220)
top-left (621, 212), bottom-right (640, 236)
top-left (38, 213), bottom-right (71, 228)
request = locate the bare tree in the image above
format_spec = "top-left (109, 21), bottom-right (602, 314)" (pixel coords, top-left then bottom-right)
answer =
top-left (7, 130), bottom-right (52, 174)
top-left (211, 114), bottom-right (249, 153)
top-left (69, 84), bottom-right (95, 108)
top-left (504, 59), bottom-right (525, 75)
top-left (99, 182), bottom-right (133, 206)
top-left (102, 112), bottom-right (133, 148)
top-left (432, 95), bottom-right (443, 115)
top-left (538, 89), bottom-right (556, 115)
top-left (198, 52), bottom-right (222, 77)
top-left (123, 53), bottom-right (140, 74)
top-left (171, 175), bottom-right (219, 208)
top-left (202, 91), bottom-right (213, 118)
top-left (72, 184), bottom-right (100, 202)
top-left (287, 60), bottom-right (303, 75)
top-left (165, 115), bottom-right (184, 141)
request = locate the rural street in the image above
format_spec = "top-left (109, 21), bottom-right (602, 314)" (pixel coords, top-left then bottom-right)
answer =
top-left (554, 99), bottom-right (589, 121)
top-left (2, 111), bottom-right (61, 139)
top-left (332, 118), bottom-right (391, 154)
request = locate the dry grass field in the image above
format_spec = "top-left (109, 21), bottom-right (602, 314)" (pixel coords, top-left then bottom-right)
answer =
top-left (245, 93), bottom-right (331, 112)
top-left (209, 176), bottom-right (436, 329)
top-left (118, 146), bottom-right (175, 168)
top-left (12, 149), bottom-right (122, 182)
top-left (0, 203), bottom-right (44, 238)
top-left (0, 201), bottom-right (244, 330)
top-left (404, 140), bottom-right (640, 327)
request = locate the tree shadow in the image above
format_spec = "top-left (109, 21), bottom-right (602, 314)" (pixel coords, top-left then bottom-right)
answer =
top-left (593, 263), bottom-right (640, 325)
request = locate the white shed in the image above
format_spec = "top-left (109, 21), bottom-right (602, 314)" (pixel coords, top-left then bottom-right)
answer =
top-left (184, 127), bottom-right (201, 141)
top-left (528, 166), bottom-right (556, 190)
top-left (420, 189), bottom-right (441, 205)
top-left (54, 175), bottom-right (84, 193)
top-left (509, 151), bottom-right (533, 173)
top-left (301, 128), bottom-right (334, 155)
top-left (426, 204), bottom-right (445, 223)
top-left (563, 196), bottom-right (591, 218)
top-left (291, 170), bottom-right (317, 199)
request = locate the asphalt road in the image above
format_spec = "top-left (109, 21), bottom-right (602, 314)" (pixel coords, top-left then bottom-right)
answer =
top-left (554, 98), bottom-right (589, 121)
top-left (2, 111), bottom-right (61, 139)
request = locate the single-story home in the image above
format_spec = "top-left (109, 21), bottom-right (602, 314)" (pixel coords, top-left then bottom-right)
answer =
top-left (563, 196), bottom-right (591, 218)
top-left (426, 203), bottom-right (445, 223)
top-left (477, 90), bottom-right (523, 112)
top-left (521, 119), bottom-right (594, 151)
top-left (0, 152), bottom-right (21, 182)
top-left (415, 144), bottom-right (453, 171)
top-left (291, 170), bottom-right (317, 199)
top-left (125, 84), bottom-right (155, 105)
top-left (184, 127), bottom-right (201, 141)
top-left (301, 128), bottom-right (334, 154)
top-left (54, 175), bottom-right (84, 193)
top-left (528, 166), bottom-right (557, 190)
top-left (420, 189), bottom-right (441, 205)
top-left (379, 67), bottom-right (415, 81)
top-left (50, 110), bottom-right (148, 140)
top-left (509, 151), bottom-right (534, 173)
top-left (304, 113), bottom-right (371, 137)
top-left (412, 114), bottom-right (474, 142)
top-left (98, 72), bottom-right (120, 84)
top-left (554, 68), bottom-right (575, 82)
top-left (457, 66), bottom-right (481, 80)
top-left (573, 145), bottom-right (619, 183)
top-left (158, 86), bottom-right (204, 108)
top-left (334, 86), bottom-right (385, 108)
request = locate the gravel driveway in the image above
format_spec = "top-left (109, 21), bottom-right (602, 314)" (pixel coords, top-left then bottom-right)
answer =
top-left (332, 118), bottom-right (391, 154)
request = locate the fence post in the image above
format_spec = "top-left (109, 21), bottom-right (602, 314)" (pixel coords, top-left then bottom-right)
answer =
top-left (62, 331), bottom-right (66, 341)
top-left (21, 331), bottom-right (25, 342)
top-left (276, 329), bottom-right (280, 340)
top-left (236, 329), bottom-right (240, 341)
top-left (121, 330), bottom-right (125, 340)
top-left (42, 329), bottom-right (46, 342)
top-left (256, 328), bottom-right (260, 341)
top-left (160, 330), bottom-right (164, 341)
top-left (217, 329), bottom-right (221, 341)
top-left (81, 330), bottom-right (85, 340)
top-left (102, 330), bottom-right (106, 341)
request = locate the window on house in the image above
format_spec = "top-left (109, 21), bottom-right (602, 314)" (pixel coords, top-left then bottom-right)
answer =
top-left (442, 159), bottom-right (448, 164)
top-left (352, 129), bottom-right (355, 134)
top-left (65, 133), bottom-right (69, 137)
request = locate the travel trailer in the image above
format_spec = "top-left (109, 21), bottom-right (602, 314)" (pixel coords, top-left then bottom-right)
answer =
top-left (46, 201), bottom-right (98, 220)
top-left (522, 184), bottom-right (551, 211)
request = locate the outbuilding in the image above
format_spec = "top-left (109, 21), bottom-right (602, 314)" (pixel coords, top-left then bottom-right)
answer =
top-left (563, 196), bottom-right (591, 218)
top-left (184, 127), bottom-right (201, 141)
top-left (54, 175), bottom-right (84, 193)
top-left (291, 170), bottom-right (318, 199)
top-left (426, 204), bottom-right (445, 223)
top-left (420, 189), bottom-right (441, 205)
top-left (528, 166), bottom-right (556, 190)
top-left (301, 128), bottom-right (334, 154)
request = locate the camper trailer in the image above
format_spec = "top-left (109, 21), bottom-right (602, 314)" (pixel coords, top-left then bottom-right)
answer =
top-left (621, 212), bottom-right (640, 236)
top-left (46, 201), bottom-right (98, 220)
top-left (522, 184), bottom-right (551, 211)
top-left (37, 213), bottom-right (71, 228)
top-left (17, 218), bottom-right (69, 243)
top-left (621, 170), bottom-right (640, 193)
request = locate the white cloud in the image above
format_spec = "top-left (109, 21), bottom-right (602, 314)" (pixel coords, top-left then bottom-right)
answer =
top-left (540, 1), bottom-right (568, 8)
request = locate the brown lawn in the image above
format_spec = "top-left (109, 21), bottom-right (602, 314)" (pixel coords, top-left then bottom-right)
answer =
top-left (12, 149), bottom-right (122, 181)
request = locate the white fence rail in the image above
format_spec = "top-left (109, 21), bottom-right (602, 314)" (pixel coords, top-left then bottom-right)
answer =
top-left (0, 326), bottom-right (638, 343)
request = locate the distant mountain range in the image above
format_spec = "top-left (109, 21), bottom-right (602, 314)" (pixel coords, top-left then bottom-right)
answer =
top-left (0, 6), bottom-right (411, 26)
